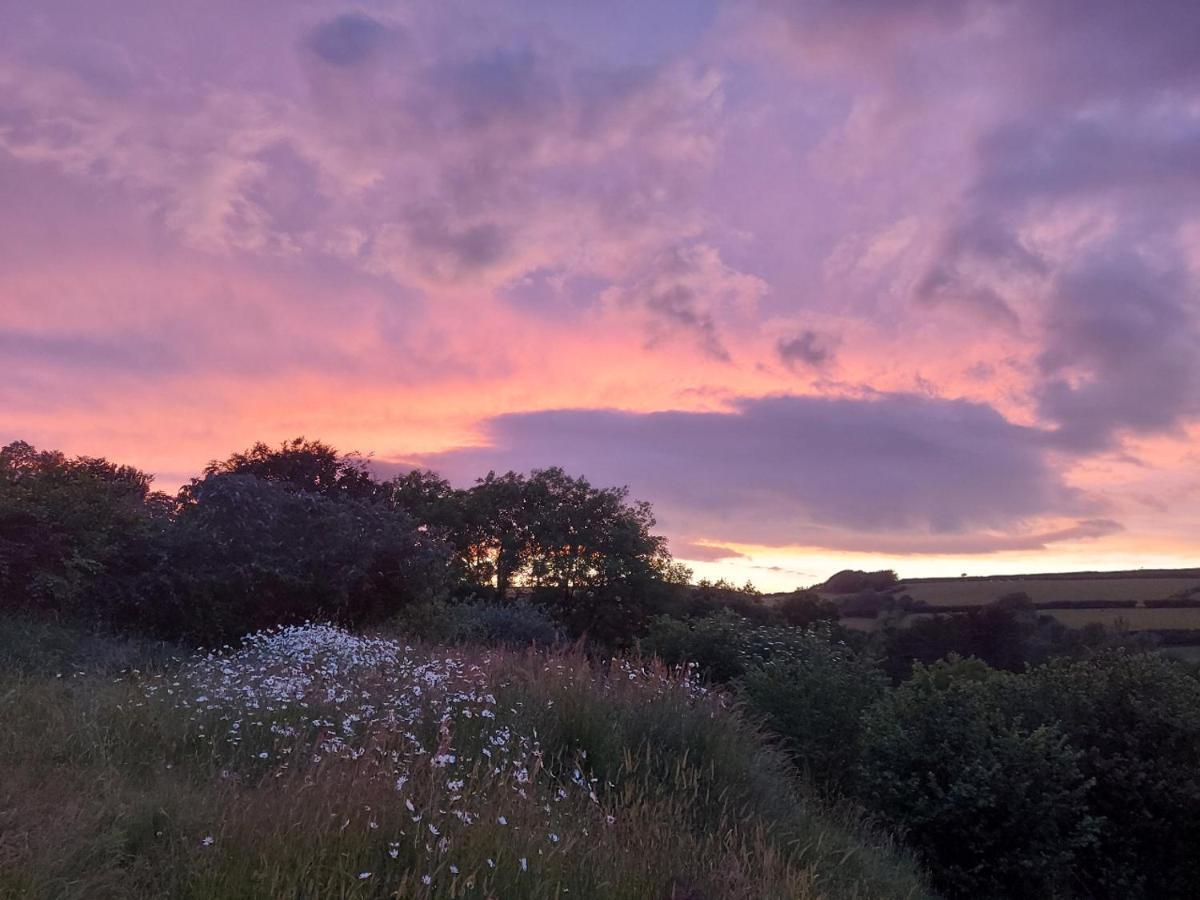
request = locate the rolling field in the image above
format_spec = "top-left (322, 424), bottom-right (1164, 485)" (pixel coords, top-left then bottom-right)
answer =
top-left (826, 569), bottom-right (1200, 644)
top-left (904, 607), bottom-right (1200, 631)
top-left (896, 573), bottom-right (1200, 608)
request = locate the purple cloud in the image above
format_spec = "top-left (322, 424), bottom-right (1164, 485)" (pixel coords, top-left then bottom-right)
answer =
top-left (417, 393), bottom-right (1105, 554)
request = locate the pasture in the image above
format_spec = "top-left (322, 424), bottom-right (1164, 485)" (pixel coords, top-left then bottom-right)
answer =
top-left (896, 572), bottom-right (1200, 608)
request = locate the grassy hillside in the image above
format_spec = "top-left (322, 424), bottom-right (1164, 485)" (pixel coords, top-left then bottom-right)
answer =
top-left (0, 616), bottom-right (931, 900)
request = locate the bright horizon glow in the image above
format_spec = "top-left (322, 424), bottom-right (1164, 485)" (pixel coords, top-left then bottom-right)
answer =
top-left (2, 0), bottom-right (1198, 589)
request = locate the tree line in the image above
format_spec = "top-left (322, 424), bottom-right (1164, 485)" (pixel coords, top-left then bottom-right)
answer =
top-left (0, 438), bottom-right (686, 644)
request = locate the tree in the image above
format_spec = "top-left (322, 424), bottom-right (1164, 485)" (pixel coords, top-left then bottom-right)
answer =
top-left (0, 441), bottom-right (169, 620)
top-left (449, 467), bottom-right (675, 643)
top-left (777, 591), bottom-right (839, 628)
top-left (148, 473), bottom-right (450, 641)
top-left (179, 437), bottom-right (376, 503)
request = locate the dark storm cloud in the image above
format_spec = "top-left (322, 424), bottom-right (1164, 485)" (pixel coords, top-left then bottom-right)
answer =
top-left (420, 393), bottom-right (1099, 553)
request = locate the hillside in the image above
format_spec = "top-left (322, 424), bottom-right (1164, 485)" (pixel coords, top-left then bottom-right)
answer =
top-left (0, 616), bottom-right (931, 900)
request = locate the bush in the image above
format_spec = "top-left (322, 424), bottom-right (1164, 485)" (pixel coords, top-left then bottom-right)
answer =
top-left (1015, 652), bottom-right (1200, 898)
top-left (857, 658), bottom-right (1098, 898)
top-left (878, 605), bottom-right (1040, 681)
top-left (639, 610), bottom-right (754, 682)
top-left (777, 591), bottom-right (839, 628)
top-left (389, 598), bottom-right (562, 648)
top-left (738, 635), bottom-right (886, 790)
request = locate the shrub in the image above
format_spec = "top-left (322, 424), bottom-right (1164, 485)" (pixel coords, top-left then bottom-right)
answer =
top-left (738, 637), bottom-right (887, 790)
top-left (777, 591), bottom-right (839, 628)
top-left (639, 610), bottom-right (754, 682)
top-left (857, 658), bottom-right (1098, 898)
top-left (878, 605), bottom-right (1040, 682)
top-left (1015, 652), bottom-right (1200, 898)
top-left (389, 598), bottom-right (562, 647)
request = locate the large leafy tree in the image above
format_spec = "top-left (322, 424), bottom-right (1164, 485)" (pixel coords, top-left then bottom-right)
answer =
top-left (452, 467), bottom-right (676, 642)
top-left (152, 473), bottom-right (450, 641)
top-left (179, 437), bottom-right (377, 503)
top-left (0, 441), bottom-right (169, 619)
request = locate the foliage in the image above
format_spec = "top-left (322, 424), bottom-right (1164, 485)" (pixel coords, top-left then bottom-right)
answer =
top-left (822, 569), bottom-right (899, 595)
top-left (738, 637), bottom-right (887, 789)
top-left (0, 440), bottom-right (169, 621)
top-left (144, 473), bottom-right (451, 641)
top-left (1014, 652), bottom-right (1200, 898)
top-left (179, 436), bottom-right (377, 502)
top-left (389, 598), bottom-right (563, 648)
top-left (777, 590), bottom-right (839, 628)
top-left (877, 604), bottom-right (1042, 681)
top-left (857, 658), bottom-right (1098, 899)
top-left (676, 578), bottom-right (777, 624)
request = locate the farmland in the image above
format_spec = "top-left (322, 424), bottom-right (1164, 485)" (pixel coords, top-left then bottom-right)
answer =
top-left (794, 569), bottom-right (1200, 663)
top-left (895, 571), bottom-right (1200, 608)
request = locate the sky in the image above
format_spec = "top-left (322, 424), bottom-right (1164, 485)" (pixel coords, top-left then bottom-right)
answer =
top-left (2, 0), bottom-right (1199, 590)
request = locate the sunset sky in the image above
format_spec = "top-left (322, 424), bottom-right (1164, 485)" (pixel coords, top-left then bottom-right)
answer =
top-left (3, 0), bottom-right (1198, 589)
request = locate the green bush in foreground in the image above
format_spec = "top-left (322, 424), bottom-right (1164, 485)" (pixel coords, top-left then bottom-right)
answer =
top-left (739, 637), bottom-right (887, 791)
top-left (1016, 652), bottom-right (1200, 898)
top-left (857, 658), bottom-right (1098, 899)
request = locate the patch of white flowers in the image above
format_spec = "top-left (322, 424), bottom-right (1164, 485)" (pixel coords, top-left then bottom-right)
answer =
top-left (136, 623), bottom-right (713, 887)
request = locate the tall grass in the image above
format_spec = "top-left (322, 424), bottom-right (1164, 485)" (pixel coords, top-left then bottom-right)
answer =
top-left (0, 619), bottom-right (930, 899)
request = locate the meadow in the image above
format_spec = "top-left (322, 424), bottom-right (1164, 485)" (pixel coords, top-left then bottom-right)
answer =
top-left (0, 616), bottom-right (930, 900)
top-left (895, 572), bottom-right (1200, 608)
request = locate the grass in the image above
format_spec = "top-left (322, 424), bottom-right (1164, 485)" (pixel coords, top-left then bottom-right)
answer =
top-left (0, 617), bottom-right (931, 899)
top-left (895, 575), bottom-right (1200, 608)
top-left (1035, 607), bottom-right (1200, 631)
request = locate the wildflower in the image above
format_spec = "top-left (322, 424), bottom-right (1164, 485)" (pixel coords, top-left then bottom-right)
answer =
top-left (498, 815), bottom-right (508, 825)
top-left (358, 872), bottom-right (372, 880)
top-left (422, 874), bottom-right (432, 885)
top-left (449, 864), bottom-right (459, 875)
top-left (487, 858), bottom-right (496, 869)
top-left (549, 832), bottom-right (559, 843)
top-left (520, 857), bottom-right (528, 872)
top-left (201, 836), bottom-right (214, 847)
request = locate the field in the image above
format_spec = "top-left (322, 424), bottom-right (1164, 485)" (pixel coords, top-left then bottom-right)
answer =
top-left (896, 572), bottom-right (1200, 608)
top-left (0, 616), bottom-right (929, 900)
top-left (821, 569), bottom-right (1200, 649)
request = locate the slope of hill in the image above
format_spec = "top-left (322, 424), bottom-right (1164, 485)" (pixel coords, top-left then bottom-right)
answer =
top-left (0, 616), bottom-right (931, 900)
